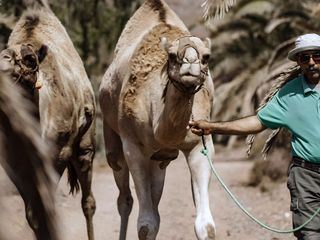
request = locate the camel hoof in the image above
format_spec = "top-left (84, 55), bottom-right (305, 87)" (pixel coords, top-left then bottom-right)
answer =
top-left (138, 225), bottom-right (149, 240)
top-left (206, 224), bottom-right (216, 239)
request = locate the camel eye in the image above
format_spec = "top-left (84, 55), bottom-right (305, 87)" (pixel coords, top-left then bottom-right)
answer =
top-left (168, 52), bottom-right (176, 61)
top-left (202, 54), bottom-right (210, 64)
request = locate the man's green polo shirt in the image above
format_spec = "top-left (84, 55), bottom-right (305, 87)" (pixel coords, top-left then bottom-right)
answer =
top-left (257, 75), bottom-right (320, 163)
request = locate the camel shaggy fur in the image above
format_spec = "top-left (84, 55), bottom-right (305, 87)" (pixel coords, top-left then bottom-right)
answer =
top-left (99, 0), bottom-right (215, 239)
top-left (0, 66), bottom-right (58, 240)
top-left (1, 8), bottom-right (96, 240)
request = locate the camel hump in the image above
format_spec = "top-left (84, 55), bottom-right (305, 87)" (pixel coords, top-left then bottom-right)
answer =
top-left (145, 0), bottom-right (167, 22)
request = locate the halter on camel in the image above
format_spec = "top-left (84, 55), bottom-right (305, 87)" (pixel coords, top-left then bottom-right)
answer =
top-left (13, 44), bottom-right (43, 90)
top-left (167, 36), bottom-right (209, 97)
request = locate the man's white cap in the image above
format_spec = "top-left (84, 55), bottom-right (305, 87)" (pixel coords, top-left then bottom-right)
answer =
top-left (288, 33), bottom-right (320, 61)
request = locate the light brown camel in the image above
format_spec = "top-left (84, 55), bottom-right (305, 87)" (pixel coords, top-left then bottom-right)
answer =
top-left (1, 7), bottom-right (96, 240)
top-left (99, 0), bottom-right (215, 239)
top-left (0, 64), bottom-right (58, 240)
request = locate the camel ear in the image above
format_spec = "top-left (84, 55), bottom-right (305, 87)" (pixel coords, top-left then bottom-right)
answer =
top-left (0, 49), bottom-right (15, 61)
top-left (0, 49), bottom-right (15, 71)
top-left (160, 37), bottom-right (170, 52)
top-left (37, 44), bottom-right (48, 63)
top-left (204, 38), bottom-right (211, 50)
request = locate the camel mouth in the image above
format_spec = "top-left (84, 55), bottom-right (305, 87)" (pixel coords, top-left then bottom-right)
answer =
top-left (180, 74), bottom-right (201, 84)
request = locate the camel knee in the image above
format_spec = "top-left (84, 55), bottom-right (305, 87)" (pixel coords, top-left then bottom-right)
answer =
top-left (117, 194), bottom-right (133, 216)
top-left (106, 151), bottom-right (122, 171)
top-left (82, 194), bottom-right (96, 218)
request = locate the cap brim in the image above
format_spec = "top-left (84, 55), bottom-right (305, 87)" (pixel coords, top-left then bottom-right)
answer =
top-left (288, 46), bottom-right (320, 61)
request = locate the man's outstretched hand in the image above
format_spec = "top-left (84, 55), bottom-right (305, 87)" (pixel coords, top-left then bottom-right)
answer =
top-left (188, 120), bottom-right (213, 136)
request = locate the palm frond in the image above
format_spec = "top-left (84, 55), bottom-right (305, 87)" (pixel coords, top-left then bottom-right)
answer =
top-left (202, 0), bottom-right (237, 19)
top-left (246, 65), bottom-right (301, 157)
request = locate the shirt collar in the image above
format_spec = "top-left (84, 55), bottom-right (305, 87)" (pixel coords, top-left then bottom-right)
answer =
top-left (301, 75), bottom-right (317, 95)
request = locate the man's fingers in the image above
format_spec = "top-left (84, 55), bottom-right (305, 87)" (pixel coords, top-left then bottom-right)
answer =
top-left (189, 120), bottom-right (200, 128)
top-left (190, 128), bottom-right (203, 136)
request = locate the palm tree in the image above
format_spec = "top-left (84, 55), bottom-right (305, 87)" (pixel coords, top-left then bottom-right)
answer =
top-left (207, 0), bottom-right (320, 185)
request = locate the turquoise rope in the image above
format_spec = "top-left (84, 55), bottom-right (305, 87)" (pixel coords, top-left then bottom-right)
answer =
top-left (200, 136), bottom-right (320, 234)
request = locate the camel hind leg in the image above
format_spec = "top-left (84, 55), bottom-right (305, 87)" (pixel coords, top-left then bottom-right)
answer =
top-left (104, 123), bottom-right (133, 240)
top-left (72, 124), bottom-right (96, 240)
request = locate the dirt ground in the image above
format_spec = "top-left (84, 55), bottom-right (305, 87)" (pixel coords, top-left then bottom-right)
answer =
top-left (0, 145), bottom-right (295, 240)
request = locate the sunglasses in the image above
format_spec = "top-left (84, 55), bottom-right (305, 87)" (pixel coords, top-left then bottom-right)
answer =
top-left (297, 52), bottom-right (320, 64)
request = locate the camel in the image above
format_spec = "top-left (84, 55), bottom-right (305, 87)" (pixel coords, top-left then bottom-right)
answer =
top-left (99, 0), bottom-right (215, 239)
top-left (0, 65), bottom-right (58, 240)
top-left (1, 7), bottom-right (96, 240)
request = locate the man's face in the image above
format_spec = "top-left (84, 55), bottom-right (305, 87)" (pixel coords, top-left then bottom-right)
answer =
top-left (296, 50), bottom-right (320, 84)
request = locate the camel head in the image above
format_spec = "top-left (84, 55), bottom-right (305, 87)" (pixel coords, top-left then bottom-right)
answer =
top-left (161, 36), bottom-right (211, 95)
top-left (0, 43), bottom-right (48, 95)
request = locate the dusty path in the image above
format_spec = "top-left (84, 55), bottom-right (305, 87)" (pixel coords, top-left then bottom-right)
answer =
top-left (0, 146), bottom-right (294, 240)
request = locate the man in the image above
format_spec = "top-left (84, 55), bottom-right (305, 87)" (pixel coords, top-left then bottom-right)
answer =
top-left (188, 33), bottom-right (320, 240)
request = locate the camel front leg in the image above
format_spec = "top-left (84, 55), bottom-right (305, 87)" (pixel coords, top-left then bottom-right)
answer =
top-left (150, 160), bottom-right (167, 228)
top-left (183, 136), bottom-right (216, 240)
top-left (122, 140), bottom-right (160, 240)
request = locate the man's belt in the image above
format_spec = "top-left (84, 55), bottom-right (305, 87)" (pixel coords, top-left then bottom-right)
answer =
top-left (292, 157), bottom-right (320, 173)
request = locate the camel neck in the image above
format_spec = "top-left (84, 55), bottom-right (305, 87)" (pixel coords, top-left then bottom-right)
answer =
top-left (19, 84), bottom-right (40, 120)
top-left (154, 81), bottom-right (194, 146)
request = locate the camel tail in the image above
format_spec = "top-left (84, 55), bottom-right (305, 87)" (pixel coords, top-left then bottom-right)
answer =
top-left (67, 162), bottom-right (80, 195)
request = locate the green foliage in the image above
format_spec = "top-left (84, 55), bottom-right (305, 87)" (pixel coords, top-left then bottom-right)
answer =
top-left (0, 0), bottom-right (140, 76)
top-left (50, 0), bottom-right (140, 75)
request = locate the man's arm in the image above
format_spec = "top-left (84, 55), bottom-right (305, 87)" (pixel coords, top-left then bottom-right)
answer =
top-left (188, 115), bottom-right (267, 136)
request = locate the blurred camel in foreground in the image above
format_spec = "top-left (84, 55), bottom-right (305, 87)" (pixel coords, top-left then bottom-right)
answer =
top-left (0, 64), bottom-right (58, 240)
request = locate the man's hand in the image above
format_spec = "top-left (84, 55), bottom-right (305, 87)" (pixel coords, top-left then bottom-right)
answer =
top-left (188, 116), bottom-right (266, 136)
top-left (188, 120), bottom-right (213, 136)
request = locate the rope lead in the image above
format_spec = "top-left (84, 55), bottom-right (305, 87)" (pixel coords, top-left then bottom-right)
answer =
top-left (201, 135), bottom-right (320, 234)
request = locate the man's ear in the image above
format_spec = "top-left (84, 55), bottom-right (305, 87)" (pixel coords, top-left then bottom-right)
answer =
top-left (37, 44), bottom-right (48, 63)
